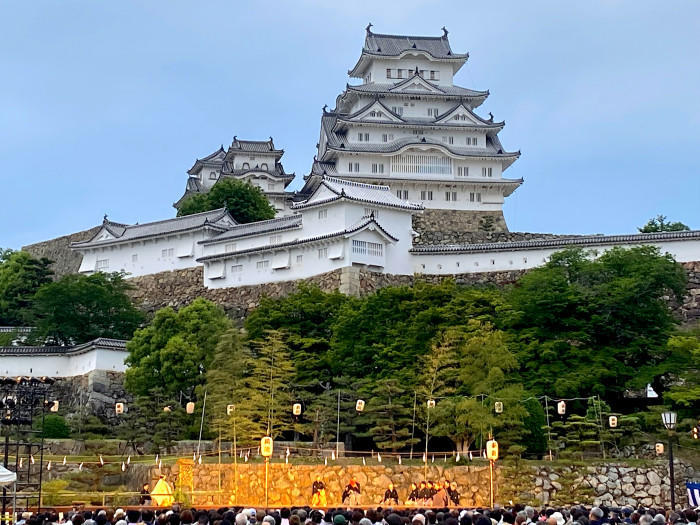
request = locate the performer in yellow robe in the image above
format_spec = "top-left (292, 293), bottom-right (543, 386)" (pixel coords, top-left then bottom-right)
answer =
top-left (151, 475), bottom-right (174, 507)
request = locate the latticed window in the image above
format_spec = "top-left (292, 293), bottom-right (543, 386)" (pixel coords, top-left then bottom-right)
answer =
top-left (352, 240), bottom-right (383, 257)
top-left (391, 153), bottom-right (452, 175)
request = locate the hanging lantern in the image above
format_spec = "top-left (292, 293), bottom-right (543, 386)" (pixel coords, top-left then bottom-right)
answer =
top-left (494, 401), bottom-right (504, 414)
top-left (609, 415), bottom-right (618, 428)
top-left (115, 402), bottom-right (125, 415)
top-left (427, 399), bottom-right (436, 409)
top-left (292, 403), bottom-right (302, 416)
top-left (486, 439), bottom-right (499, 461)
top-left (557, 400), bottom-right (566, 415)
top-left (186, 402), bottom-right (195, 415)
top-left (260, 436), bottom-right (274, 458)
top-left (226, 404), bottom-right (235, 416)
top-left (655, 443), bottom-right (664, 455)
top-left (355, 399), bottom-right (365, 412)
top-left (49, 400), bottom-right (59, 413)
top-left (163, 406), bottom-right (171, 412)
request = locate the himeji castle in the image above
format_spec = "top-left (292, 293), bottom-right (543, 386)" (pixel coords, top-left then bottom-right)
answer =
top-left (70, 27), bottom-right (700, 289)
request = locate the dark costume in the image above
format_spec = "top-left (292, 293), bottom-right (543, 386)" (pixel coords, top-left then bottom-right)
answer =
top-left (382, 488), bottom-right (399, 505)
top-left (407, 487), bottom-right (419, 502)
top-left (342, 481), bottom-right (361, 504)
top-left (448, 487), bottom-right (460, 505)
top-left (312, 480), bottom-right (325, 496)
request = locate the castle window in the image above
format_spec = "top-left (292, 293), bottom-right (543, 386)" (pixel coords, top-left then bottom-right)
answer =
top-left (96, 258), bottom-right (109, 270)
top-left (209, 171), bottom-right (217, 180)
top-left (231, 264), bottom-right (243, 273)
top-left (261, 163), bottom-right (268, 170)
top-left (491, 259), bottom-right (496, 265)
top-left (296, 254), bottom-right (303, 264)
top-left (371, 163), bottom-right (384, 174)
top-left (430, 70), bottom-right (439, 80)
top-left (482, 167), bottom-right (493, 177)
top-left (427, 108), bottom-right (439, 117)
top-left (457, 166), bottom-right (468, 177)
top-left (386, 68), bottom-right (392, 79)
top-left (391, 106), bottom-right (403, 116)
top-left (269, 235), bottom-right (282, 244)
top-left (364, 207), bottom-right (379, 217)
top-left (357, 132), bottom-right (369, 142)
top-left (225, 243), bottom-right (236, 252)
top-left (381, 133), bottom-right (394, 142)
top-left (318, 247), bottom-right (328, 259)
top-left (419, 70), bottom-right (426, 78)
top-left (396, 189), bottom-right (408, 199)
top-left (242, 162), bottom-right (250, 169)
top-left (318, 209), bottom-right (328, 219)
top-left (256, 260), bottom-right (270, 270)
top-left (397, 69), bottom-right (404, 79)
top-left (445, 191), bottom-right (457, 202)
top-left (161, 248), bottom-right (174, 258)
top-left (420, 190), bottom-right (433, 200)
top-left (469, 192), bottom-right (482, 203)
top-left (391, 153), bottom-right (452, 175)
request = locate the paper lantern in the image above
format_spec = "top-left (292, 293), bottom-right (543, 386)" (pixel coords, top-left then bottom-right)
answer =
top-left (427, 399), bottom-right (436, 409)
top-left (355, 399), bottom-right (365, 412)
top-left (609, 415), bottom-right (618, 428)
top-left (293, 403), bottom-right (302, 416)
top-left (655, 443), bottom-right (664, 455)
top-left (260, 436), bottom-right (274, 458)
top-left (486, 439), bottom-right (499, 461)
top-left (557, 400), bottom-right (566, 415)
top-left (115, 402), bottom-right (125, 415)
top-left (494, 401), bottom-right (503, 414)
top-left (226, 404), bottom-right (235, 416)
top-left (186, 402), bottom-right (195, 414)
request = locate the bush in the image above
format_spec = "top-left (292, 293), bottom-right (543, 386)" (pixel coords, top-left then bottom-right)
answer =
top-left (41, 414), bottom-right (70, 438)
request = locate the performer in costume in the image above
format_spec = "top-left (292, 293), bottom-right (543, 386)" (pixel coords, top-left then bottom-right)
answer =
top-left (381, 482), bottom-right (399, 505)
top-left (150, 475), bottom-right (174, 507)
top-left (341, 478), bottom-right (361, 505)
top-left (139, 483), bottom-right (152, 505)
top-left (417, 481), bottom-right (430, 504)
top-left (406, 482), bottom-right (419, 505)
top-left (448, 481), bottom-right (461, 506)
top-left (311, 476), bottom-right (327, 507)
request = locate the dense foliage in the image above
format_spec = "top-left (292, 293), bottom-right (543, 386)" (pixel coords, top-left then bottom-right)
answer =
top-left (177, 179), bottom-right (275, 223)
top-left (638, 214), bottom-right (690, 233)
top-left (0, 250), bottom-right (53, 325)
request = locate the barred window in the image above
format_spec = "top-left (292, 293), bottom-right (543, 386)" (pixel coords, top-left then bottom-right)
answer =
top-left (391, 153), bottom-right (452, 175)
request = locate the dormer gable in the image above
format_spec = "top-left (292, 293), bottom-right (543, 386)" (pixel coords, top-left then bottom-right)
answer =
top-left (347, 100), bottom-right (404, 123)
top-left (435, 103), bottom-right (504, 128)
top-left (388, 74), bottom-right (444, 95)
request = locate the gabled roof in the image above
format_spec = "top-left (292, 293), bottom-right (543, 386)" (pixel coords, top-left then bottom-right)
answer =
top-left (344, 98), bottom-right (404, 123)
top-left (292, 175), bottom-right (423, 211)
top-left (410, 230), bottom-right (700, 255)
top-left (387, 73), bottom-right (446, 95)
top-left (435, 103), bottom-right (504, 129)
top-left (200, 214), bottom-right (303, 245)
top-left (230, 136), bottom-right (283, 155)
top-left (71, 208), bottom-right (237, 249)
top-left (0, 338), bottom-right (127, 357)
top-left (197, 215), bottom-right (399, 263)
top-left (187, 146), bottom-right (226, 175)
top-left (344, 82), bottom-right (488, 100)
top-left (349, 27), bottom-right (468, 77)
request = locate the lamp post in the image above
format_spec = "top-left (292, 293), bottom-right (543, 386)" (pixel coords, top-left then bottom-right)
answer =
top-left (661, 411), bottom-right (677, 509)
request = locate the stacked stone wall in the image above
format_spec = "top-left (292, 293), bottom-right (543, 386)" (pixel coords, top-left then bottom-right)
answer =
top-left (23, 225), bottom-right (100, 279)
top-left (412, 210), bottom-right (509, 245)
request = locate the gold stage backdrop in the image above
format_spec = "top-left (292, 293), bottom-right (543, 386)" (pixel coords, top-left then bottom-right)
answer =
top-left (176, 460), bottom-right (495, 507)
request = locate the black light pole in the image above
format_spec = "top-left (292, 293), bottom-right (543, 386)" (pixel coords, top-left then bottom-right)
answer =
top-left (661, 411), bottom-right (677, 510)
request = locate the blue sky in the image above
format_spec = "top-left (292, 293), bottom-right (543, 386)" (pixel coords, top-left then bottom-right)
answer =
top-left (2, 1), bottom-right (699, 249)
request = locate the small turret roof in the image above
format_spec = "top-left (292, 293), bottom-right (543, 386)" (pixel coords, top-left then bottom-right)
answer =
top-left (230, 136), bottom-right (283, 154)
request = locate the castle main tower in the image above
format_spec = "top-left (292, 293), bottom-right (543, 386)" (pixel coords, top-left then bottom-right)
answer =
top-left (306, 25), bottom-right (522, 236)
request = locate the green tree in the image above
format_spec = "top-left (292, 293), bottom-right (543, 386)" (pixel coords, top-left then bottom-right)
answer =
top-left (125, 298), bottom-right (232, 398)
top-left (40, 414), bottom-right (70, 438)
top-left (236, 330), bottom-right (295, 441)
top-left (204, 328), bottom-right (252, 443)
top-left (360, 378), bottom-right (419, 451)
top-left (638, 214), bottom-right (690, 233)
top-left (508, 246), bottom-right (687, 403)
top-left (0, 250), bottom-right (53, 325)
top-left (665, 329), bottom-right (700, 413)
top-left (32, 272), bottom-right (143, 345)
top-left (178, 179), bottom-right (275, 224)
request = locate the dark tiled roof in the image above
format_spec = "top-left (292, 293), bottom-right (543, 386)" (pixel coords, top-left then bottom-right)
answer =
top-left (310, 160), bottom-right (339, 176)
top-left (345, 82), bottom-right (487, 99)
top-left (197, 216), bottom-right (398, 262)
top-left (230, 137), bottom-right (283, 154)
top-left (187, 146), bottom-right (226, 175)
top-left (71, 208), bottom-right (236, 249)
top-left (200, 214), bottom-right (303, 245)
top-left (363, 30), bottom-right (467, 59)
top-left (292, 175), bottom-right (423, 211)
top-left (221, 163), bottom-right (294, 180)
top-left (410, 230), bottom-right (700, 255)
top-left (0, 338), bottom-right (127, 356)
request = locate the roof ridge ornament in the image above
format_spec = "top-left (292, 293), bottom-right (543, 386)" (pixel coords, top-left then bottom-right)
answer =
top-left (366, 23), bottom-right (373, 35)
top-left (322, 104), bottom-right (328, 114)
top-left (488, 112), bottom-right (494, 123)
top-left (103, 214), bottom-right (108, 223)
top-left (442, 26), bottom-right (449, 37)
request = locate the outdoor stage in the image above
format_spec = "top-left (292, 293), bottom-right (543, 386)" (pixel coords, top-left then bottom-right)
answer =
top-left (176, 461), bottom-right (496, 508)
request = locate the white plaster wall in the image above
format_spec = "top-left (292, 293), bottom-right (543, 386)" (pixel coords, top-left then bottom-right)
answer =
top-left (0, 349), bottom-right (128, 377)
top-left (412, 238), bottom-right (700, 275)
top-left (366, 57), bottom-right (456, 86)
top-left (77, 229), bottom-right (218, 278)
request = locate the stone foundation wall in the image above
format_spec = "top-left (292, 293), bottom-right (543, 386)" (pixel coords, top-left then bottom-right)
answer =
top-left (52, 370), bottom-right (130, 424)
top-left (178, 460), bottom-right (693, 508)
top-left (23, 225), bottom-right (100, 279)
top-left (412, 210), bottom-right (509, 245)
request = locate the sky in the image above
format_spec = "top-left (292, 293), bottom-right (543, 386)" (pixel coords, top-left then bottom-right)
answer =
top-left (1, 1), bottom-right (699, 249)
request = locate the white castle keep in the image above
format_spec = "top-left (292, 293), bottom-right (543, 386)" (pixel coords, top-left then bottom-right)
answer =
top-left (70, 27), bottom-right (700, 288)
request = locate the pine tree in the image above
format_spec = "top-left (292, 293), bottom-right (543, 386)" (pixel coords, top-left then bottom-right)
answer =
top-left (361, 378), bottom-right (418, 451)
top-left (237, 330), bottom-right (295, 441)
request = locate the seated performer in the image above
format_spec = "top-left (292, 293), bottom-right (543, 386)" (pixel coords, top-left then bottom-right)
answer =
top-left (406, 482), bottom-right (419, 505)
top-left (417, 481), bottom-right (430, 503)
top-left (448, 481), bottom-right (460, 506)
top-left (381, 482), bottom-right (399, 505)
top-left (341, 478), bottom-right (361, 506)
top-left (139, 483), bottom-right (152, 505)
top-left (311, 476), bottom-right (327, 507)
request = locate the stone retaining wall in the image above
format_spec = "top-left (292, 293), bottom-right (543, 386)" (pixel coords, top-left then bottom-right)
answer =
top-left (176, 460), bottom-right (694, 508)
top-left (412, 210), bottom-right (509, 245)
top-left (23, 225), bottom-right (100, 279)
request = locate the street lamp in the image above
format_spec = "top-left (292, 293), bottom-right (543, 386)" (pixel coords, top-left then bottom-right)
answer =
top-left (661, 411), bottom-right (677, 509)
